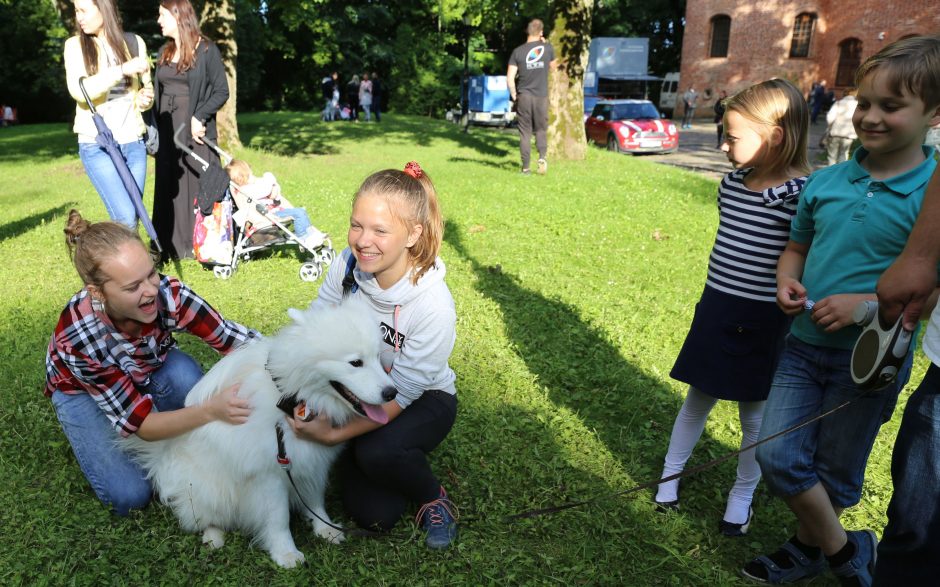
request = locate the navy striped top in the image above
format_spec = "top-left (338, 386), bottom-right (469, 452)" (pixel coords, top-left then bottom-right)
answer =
top-left (705, 169), bottom-right (806, 302)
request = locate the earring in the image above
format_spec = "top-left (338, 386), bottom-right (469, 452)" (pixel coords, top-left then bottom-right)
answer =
top-left (91, 297), bottom-right (105, 313)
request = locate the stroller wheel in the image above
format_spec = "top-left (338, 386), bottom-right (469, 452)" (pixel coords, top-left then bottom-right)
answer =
top-left (299, 262), bottom-right (322, 282)
top-left (213, 265), bottom-right (233, 280)
top-left (317, 247), bottom-right (335, 268)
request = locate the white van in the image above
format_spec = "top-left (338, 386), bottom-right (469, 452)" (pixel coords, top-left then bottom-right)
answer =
top-left (659, 72), bottom-right (680, 118)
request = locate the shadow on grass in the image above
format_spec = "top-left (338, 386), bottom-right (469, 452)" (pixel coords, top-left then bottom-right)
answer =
top-left (443, 220), bottom-right (704, 488)
top-left (0, 203), bottom-right (76, 244)
top-left (0, 124), bottom-right (76, 163)
top-left (447, 156), bottom-right (517, 171)
top-left (238, 112), bottom-right (512, 160)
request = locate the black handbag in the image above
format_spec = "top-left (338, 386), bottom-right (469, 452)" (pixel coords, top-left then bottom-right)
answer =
top-left (141, 109), bottom-right (159, 156)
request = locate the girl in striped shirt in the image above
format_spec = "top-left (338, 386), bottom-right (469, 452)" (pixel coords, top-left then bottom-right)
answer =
top-left (654, 79), bottom-right (810, 536)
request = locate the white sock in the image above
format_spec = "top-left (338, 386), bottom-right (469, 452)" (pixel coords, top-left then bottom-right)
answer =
top-left (656, 387), bottom-right (717, 503)
top-left (722, 400), bottom-right (765, 524)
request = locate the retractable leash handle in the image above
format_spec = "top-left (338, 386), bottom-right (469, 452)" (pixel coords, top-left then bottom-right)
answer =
top-left (850, 300), bottom-right (914, 391)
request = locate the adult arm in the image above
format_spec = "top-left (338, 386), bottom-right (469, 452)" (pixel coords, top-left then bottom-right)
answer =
top-left (507, 64), bottom-right (519, 101)
top-left (135, 383), bottom-right (249, 441)
top-left (191, 41), bottom-right (230, 142)
top-left (134, 35), bottom-right (154, 112)
top-left (826, 101), bottom-right (839, 125)
top-left (287, 400), bottom-right (403, 446)
top-left (64, 37), bottom-right (149, 103)
top-left (547, 43), bottom-right (558, 71)
top-left (877, 168), bottom-right (940, 329)
top-left (54, 337), bottom-right (248, 440)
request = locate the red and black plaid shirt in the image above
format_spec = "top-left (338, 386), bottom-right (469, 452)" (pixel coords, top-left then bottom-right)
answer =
top-left (45, 275), bottom-right (260, 437)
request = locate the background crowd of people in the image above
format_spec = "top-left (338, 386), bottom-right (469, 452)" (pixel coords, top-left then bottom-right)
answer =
top-left (321, 70), bottom-right (383, 123)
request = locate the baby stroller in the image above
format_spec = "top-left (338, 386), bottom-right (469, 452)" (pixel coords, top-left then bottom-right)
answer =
top-left (173, 124), bottom-right (335, 281)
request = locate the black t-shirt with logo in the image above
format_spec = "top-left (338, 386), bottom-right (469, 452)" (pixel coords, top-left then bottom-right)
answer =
top-left (509, 41), bottom-right (555, 98)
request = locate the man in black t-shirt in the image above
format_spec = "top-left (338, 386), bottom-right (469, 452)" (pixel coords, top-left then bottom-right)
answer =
top-left (507, 19), bottom-right (556, 175)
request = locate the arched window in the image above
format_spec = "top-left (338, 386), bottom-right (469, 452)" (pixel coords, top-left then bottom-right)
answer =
top-left (709, 15), bottom-right (731, 58)
top-left (836, 38), bottom-right (863, 86)
top-left (789, 13), bottom-right (816, 58)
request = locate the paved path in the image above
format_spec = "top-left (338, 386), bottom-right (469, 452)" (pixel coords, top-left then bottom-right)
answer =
top-left (644, 119), bottom-right (829, 180)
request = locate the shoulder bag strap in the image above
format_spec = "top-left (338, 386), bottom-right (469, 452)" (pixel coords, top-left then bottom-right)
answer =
top-left (341, 253), bottom-right (358, 298)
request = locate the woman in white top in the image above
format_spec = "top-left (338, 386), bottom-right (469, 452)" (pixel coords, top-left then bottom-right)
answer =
top-left (64, 0), bottom-right (153, 228)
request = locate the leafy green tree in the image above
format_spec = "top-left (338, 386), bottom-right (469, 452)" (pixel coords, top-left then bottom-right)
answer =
top-left (1, 0), bottom-right (70, 123)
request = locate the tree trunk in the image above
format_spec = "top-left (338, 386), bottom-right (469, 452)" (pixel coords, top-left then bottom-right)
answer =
top-left (200, 0), bottom-right (241, 149)
top-left (547, 0), bottom-right (593, 161)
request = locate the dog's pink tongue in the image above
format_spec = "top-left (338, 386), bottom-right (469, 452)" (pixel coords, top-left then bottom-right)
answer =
top-left (362, 402), bottom-right (388, 424)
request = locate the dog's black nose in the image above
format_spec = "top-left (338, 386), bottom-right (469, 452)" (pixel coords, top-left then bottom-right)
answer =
top-left (382, 386), bottom-right (398, 402)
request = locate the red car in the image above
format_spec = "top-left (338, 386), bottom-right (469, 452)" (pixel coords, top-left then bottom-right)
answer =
top-left (585, 99), bottom-right (678, 154)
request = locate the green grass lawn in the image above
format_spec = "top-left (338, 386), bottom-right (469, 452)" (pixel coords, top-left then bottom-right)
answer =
top-left (0, 113), bottom-right (925, 585)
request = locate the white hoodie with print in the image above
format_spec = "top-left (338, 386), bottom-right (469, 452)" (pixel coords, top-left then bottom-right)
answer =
top-left (309, 248), bottom-right (457, 408)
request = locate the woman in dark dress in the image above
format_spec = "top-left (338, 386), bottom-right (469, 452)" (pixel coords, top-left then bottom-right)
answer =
top-left (152, 0), bottom-right (228, 260)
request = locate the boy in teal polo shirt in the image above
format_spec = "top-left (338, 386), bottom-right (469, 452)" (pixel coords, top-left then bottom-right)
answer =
top-left (742, 35), bottom-right (940, 586)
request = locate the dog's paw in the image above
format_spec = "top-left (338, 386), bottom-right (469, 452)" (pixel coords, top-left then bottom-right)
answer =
top-left (202, 526), bottom-right (225, 549)
top-left (315, 525), bottom-right (345, 544)
top-left (272, 549), bottom-right (306, 568)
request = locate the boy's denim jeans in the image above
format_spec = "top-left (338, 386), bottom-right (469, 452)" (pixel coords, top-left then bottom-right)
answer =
top-left (51, 349), bottom-right (203, 515)
top-left (874, 363), bottom-right (940, 585)
top-left (78, 139), bottom-right (146, 228)
top-left (755, 336), bottom-right (910, 508)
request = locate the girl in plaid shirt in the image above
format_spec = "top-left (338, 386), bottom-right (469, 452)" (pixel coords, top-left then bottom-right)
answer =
top-left (45, 210), bottom-right (260, 515)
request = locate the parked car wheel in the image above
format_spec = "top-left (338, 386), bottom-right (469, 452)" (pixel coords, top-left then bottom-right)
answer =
top-left (607, 134), bottom-right (621, 153)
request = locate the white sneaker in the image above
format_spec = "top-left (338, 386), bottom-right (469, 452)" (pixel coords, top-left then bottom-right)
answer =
top-left (537, 158), bottom-right (547, 175)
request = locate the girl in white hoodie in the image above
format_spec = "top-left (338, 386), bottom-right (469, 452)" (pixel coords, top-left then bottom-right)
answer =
top-left (290, 161), bottom-right (459, 549)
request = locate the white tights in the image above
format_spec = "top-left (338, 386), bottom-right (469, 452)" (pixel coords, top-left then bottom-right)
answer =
top-left (655, 386), bottom-right (764, 524)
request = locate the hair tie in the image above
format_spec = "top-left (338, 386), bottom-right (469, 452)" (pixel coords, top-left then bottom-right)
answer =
top-left (403, 161), bottom-right (423, 179)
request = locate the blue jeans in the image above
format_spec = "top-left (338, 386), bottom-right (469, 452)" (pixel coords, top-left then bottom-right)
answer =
top-left (874, 363), bottom-right (940, 585)
top-left (51, 349), bottom-right (203, 515)
top-left (78, 139), bottom-right (147, 228)
top-left (274, 207), bottom-right (312, 238)
top-left (755, 337), bottom-right (910, 507)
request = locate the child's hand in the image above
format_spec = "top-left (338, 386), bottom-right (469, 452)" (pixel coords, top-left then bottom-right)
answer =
top-left (810, 294), bottom-right (875, 333)
top-left (206, 383), bottom-right (252, 425)
top-left (777, 277), bottom-right (808, 315)
top-left (287, 411), bottom-right (340, 446)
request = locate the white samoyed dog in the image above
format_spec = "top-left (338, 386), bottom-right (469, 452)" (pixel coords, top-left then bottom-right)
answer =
top-left (126, 299), bottom-right (396, 568)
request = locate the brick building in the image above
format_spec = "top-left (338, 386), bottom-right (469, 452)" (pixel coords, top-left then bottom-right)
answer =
top-left (678, 0), bottom-right (939, 118)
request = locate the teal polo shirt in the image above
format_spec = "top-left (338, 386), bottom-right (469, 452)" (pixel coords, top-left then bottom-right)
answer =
top-left (790, 146), bottom-right (939, 349)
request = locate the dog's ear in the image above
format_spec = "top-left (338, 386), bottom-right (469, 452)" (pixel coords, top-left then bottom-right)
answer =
top-left (287, 307), bottom-right (307, 325)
